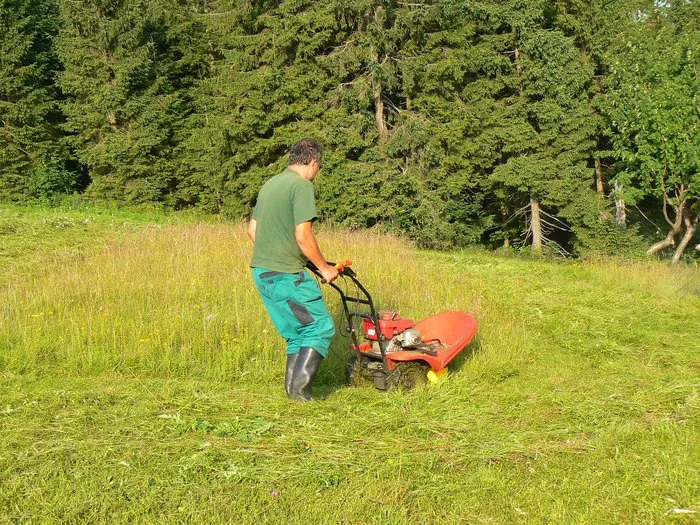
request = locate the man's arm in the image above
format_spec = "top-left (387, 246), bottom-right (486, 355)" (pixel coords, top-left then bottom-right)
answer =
top-left (247, 219), bottom-right (256, 243)
top-left (295, 221), bottom-right (338, 283)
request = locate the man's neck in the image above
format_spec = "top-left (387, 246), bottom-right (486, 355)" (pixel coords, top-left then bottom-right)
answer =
top-left (288, 164), bottom-right (314, 180)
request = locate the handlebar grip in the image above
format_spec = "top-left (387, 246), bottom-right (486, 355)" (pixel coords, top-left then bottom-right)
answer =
top-left (320, 259), bottom-right (352, 284)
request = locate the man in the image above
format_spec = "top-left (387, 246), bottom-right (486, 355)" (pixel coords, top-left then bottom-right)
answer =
top-left (247, 139), bottom-right (338, 401)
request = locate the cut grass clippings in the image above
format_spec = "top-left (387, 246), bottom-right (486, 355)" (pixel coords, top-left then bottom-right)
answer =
top-left (0, 205), bottom-right (698, 523)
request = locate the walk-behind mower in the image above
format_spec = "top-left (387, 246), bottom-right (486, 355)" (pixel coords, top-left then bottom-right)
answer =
top-left (307, 261), bottom-right (478, 390)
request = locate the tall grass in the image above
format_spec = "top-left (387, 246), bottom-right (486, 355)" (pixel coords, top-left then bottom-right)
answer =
top-left (1, 222), bottom-right (424, 379)
top-left (1, 207), bottom-right (698, 523)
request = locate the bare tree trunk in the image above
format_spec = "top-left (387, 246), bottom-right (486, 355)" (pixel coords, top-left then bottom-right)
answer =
top-left (672, 214), bottom-right (698, 263)
top-left (501, 203), bottom-right (510, 248)
top-left (613, 181), bottom-right (627, 227)
top-left (107, 111), bottom-right (118, 129)
top-left (208, 41), bottom-right (216, 72)
top-left (648, 189), bottom-right (687, 256)
top-left (647, 207), bottom-right (683, 255)
top-left (374, 84), bottom-right (387, 135)
top-left (530, 195), bottom-right (543, 250)
top-left (594, 157), bottom-right (604, 194)
top-left (647, 227), bottom-right (681, 254)
top-left (372, 6), bottom-right (387, 136)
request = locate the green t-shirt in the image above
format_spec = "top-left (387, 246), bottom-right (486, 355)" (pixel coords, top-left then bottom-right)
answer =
top-left (250, 168), bottom-right (317, 272)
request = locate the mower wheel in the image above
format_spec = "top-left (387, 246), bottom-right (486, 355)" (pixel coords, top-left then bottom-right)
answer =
top-left (345, 355), bottom-right (375, 388)
top-left (386, 362), bottom-right (429, 391)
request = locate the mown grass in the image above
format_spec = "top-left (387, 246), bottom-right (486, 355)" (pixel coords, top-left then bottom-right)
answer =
top-left (1, 205), bottom-right (698, 523)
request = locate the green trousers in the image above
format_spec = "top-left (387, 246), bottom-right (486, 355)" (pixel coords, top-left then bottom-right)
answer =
top-left (251, 267), bottom-right (335, 357)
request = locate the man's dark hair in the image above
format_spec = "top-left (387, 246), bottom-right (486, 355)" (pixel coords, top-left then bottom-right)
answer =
top-left (288, 138), bottom-right (323, 166)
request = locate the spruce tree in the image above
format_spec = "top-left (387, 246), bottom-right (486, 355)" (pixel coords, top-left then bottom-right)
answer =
top-left (474, 0), bottom-right (597, 252)
top-left (56, 0), bottom-right (208, 204)
top-left (179, 1), bottom-right (341, 214)
top-left (0, 0), bottom-right (66, 200)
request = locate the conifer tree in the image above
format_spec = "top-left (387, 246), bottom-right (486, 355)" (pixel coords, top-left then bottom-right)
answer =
top-left (1, 0), bottom-right (690, 258)
top-left (317, 1), bottom-right (454, 245)
top-left (179, 1), bottom-right (341, 214)
top-left (56, 0), bottom-right (208, 204)
top-left (0, 0), bottom-right (66, 200)
top-left (476, 0), bottom-right (597, 252)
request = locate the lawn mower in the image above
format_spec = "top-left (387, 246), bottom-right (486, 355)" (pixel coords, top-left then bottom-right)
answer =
top-left (307, 260), bottom-right (478, 390)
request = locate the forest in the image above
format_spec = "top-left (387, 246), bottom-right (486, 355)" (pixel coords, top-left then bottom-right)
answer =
top-left (1, 0), bottom-right (698, 259)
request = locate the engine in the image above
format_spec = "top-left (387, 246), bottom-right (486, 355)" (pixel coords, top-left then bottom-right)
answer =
top-left (363, 312), bottom-right (423, 353)
top-left (392, 328), bottom-right (422, 347)
top-left (363, 311), bottom-right (415, 341)
top-left (385, 327), bottom-right (423, 353)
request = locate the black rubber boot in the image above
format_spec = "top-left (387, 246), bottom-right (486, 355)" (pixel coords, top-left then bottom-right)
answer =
top-left (285, 352), bottom-right (299, 396)
top-left (288, 346), bottom-right (323, 401)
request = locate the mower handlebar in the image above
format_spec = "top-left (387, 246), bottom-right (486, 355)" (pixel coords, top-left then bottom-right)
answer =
top-left (321, 259), bottom-right (352, 284)
top-left (307, 260), bottom-right (353, 284)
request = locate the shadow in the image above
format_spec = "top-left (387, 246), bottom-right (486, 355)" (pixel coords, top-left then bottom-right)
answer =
top-left (448, 334), bottom-right (483, 373)
top-left (315, 299), bottom-right (365, 397)
top-left (316, 329), bottom-right (356, 398)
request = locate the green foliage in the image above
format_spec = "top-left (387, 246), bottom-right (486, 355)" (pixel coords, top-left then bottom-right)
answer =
top-left (573, 217), bottom-right (646, 257)
top-left (602, 0), bottom-right (699, 254)
top-left (56, 0), bottom-right (209, 204)
top-left (604, 3), bottom-right (699, 198)
top-left (1, 0), bottom-right (697, 258)
top-left (0, 0), bottom-right (63, 200)
top-left (26, 158), bottom-right (80, 200)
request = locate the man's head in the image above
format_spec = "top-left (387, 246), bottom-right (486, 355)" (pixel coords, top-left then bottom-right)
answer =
top-left (288, 138), bottom-right (323, 181)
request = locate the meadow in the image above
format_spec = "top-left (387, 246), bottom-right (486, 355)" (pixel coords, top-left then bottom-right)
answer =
top-left (0, 205), bottom-right (698, 523)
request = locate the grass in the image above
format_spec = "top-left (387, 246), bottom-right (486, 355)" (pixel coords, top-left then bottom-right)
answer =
top-left (1, 205), bottom-right (698, 523)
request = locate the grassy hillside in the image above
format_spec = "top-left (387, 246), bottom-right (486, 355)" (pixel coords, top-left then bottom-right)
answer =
top-left (1, 206), bottom-right (698, 523)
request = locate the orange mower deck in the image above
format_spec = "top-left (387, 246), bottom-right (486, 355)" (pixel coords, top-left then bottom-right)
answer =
top-left (307, 260), bottom-right (478, 389)
top-left (358, 311), bottom-right (478, 371)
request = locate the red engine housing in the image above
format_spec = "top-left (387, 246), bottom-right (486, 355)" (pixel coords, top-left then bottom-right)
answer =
top-left (363, 311), bottom-right (415, 341)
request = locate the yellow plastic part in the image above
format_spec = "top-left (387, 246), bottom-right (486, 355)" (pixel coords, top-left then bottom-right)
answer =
top-left (427, 368), bottom-right (448, 384)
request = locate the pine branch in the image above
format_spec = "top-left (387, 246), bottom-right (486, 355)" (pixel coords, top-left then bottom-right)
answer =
top-left (538, 209), bottom-right (573, 232)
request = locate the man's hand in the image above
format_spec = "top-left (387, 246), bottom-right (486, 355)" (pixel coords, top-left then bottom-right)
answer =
top-left (319, 263), bottom-right (339, 284)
